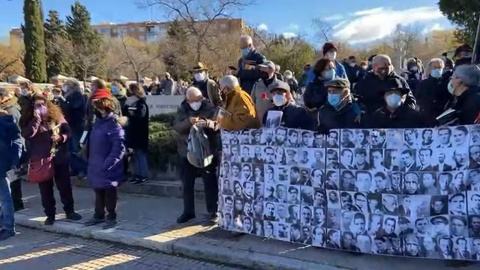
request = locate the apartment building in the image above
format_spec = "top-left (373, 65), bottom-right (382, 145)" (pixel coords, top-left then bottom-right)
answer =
top-left (10, 18), bottom-right (247, 44)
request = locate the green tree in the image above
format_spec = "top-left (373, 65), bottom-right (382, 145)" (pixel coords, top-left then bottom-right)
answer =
top-left (65, 1), bottom-right (103, 79)
top-left (162, 19), bottom-right (191, 80)
top-left (44, 10), bottom-right (72, 78)
top-left (22, 0), bottom-right (47, 82)
top-left (266, 37), bottom-right (315, 80)
top-left (438, 0), bottom-right (480, 45)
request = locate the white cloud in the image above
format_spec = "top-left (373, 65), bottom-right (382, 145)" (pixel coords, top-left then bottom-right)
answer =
top-left (422, 23), bottom-right (444, 34)
top-left (333, 6), bottom-right (444, 44)
top-left (353, 7), bottom-right (385, 16)
top-left (287, 23), bottom-right (300, 32)
top-left (323, 14), bottom-right (344, 21)
top-left (282, 32), bottom-right (297, 39)
top-left (257, 23), bottom-right (268, 31)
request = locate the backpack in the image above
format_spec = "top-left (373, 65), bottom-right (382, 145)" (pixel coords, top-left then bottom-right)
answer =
top-left (187, 125), bottom-right (213, 168)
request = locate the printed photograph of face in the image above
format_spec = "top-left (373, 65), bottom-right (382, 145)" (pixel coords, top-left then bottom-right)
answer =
top-left (273, 127), bottom-right (288, 146)
top-left (380, 215), bottom-right (398, 237)
top-left (286, 129), bottom-right (300, 147)
top-left (264, 165), bottom-right (276, 184)
top-left (349, 212), bottom-right (368, 237)
top-left (370, 130), bottom-right (387, 149)
top-left (449, 193), bottom-right (467, 216)
top-left (452, 126), bottom-right (470, 148)
top-left (313, 188), bottom-right (327, 208)
top-left (301, 206), bottom-right (313, 226)
top-left (326, 229), bottom-right (341, 249)
top-left (325, 170), bottom-right (340, 190)
top-left (261, 129), bottom-right (275, 146)
top-left (327, 190), bottom-right (340, 209)
top-left (230, 130), bottom-right (240, 145)
top-left (311, 169), bottom-right (324, 189)
top-left (312, 226), bottom-right (326, 247)
top-left (370, 149), bottom-right (388, 172)
top-left (355, 171), bottom-right (372, 193)
top-left (327, 208), bottom-right (341, 230)
top-left (300, 130), bottom-right (314, 147)
top-left (385, 149), bottom-right (401, 171)
top-left (326, 130), bottom-right (340, 148)
top-left (240, 146), bottom-right (252, 163)
top-left (341, 130), bottom-right (356, 148)
top-left (404, 233), bottom-right (420, 257)
top-left (389, 172), bottom-right (403, 194)
top-left (263, 221), bottom-right (276, 239)
top-left (326, 149), bottom-right (339, 169)
top-left (240, 130), bottom-right (251, 145)
top-left (285, 148), bottom-right (299, 165)
top-left (383, 130), bottom-right (402, 149)
top-left (242, 163), bottom-right (253, 182)
top-left (251, 130), bottom-right (263, 145)
top-left (298, 149), bottom-right (315, 168)
top-left (470, 145), bottom-right (480, 169)
top-left (397, 195), bottom-right (430, 218)
top-left (253, 219), bottom-right (264, 237)
top-left (468, 191), bottom-right (480, 215)
top-left (313, 132), bottom-right (326, 148)
top-left (354, 130), bottom-right (370, 149)
top-left (436, 127), bottom-right (453, 148)
top-left (430, 215), bottom-right (450, 238)
top-left (382, 194), bottom-right (398, 216)
top-left (471, 125), bottom-right (480, 145)
top-left (314, 207), bottom-right (326, 227)
top-left (403, 172), bottom-right (421, 195)
top-left (301, 186), bottom-right (314, 206)
top-left (276, 223), bottom-right (290, 242)
top-left (450, 216), bottom-right (468, 237)
top-left (287, 204), bottom-right (300, 224)
top-left (420, 128), bottom-right (435, 148)
top-left (404, 129), bottom-right (420, 149)
top-left (340, 170), bottom-right (356, 191)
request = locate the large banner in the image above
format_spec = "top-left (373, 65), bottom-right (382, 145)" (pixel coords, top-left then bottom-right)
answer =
top-left (218, 126), bottom-right (480, 260)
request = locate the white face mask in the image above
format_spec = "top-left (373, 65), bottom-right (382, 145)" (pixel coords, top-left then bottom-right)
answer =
top-left (194, 72), bottom-right (205, 82)
top-left (20, 88), bottom-right (28, 96)
top-left (326, 51), bottom-right (337, 61)
top-left (189, 101), bottom-right (202, 111)
top-left (272, 94), bottom-right (286, 107)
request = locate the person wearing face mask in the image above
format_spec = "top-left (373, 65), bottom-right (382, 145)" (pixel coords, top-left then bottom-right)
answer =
top-left (344, 56), bottom-right (362, 85)
top-left (304, 58), bottom-right (336, 111)
top-left (354, 54), bottom-right (416, 116)
top-left (316, 78), bottom-right (363, 134)
top-left (191, 62), bottom-right (221, 106)
top-left (16, 81), bottom-right (35, 115)
top-left (218, 75), bottom-right (260, 131)
top-left (305, 41), bottom-right (349, 85)
top-left (251, 61), bottom-right (280, 121)
top-left (367, 78), bottom-right (425, 128)
top-left (443, 65), bottom-right (480, 125)
top-left (262, 81), bottom-right (313, 130)
top-left (415, 58), bottom-right (451, 126)
top-left (159, 73), bottom-right (176, 95)
top-left (86, 79), bottom-right (122, 132)
top-left (124, 83), bottom-right (149, 185)
top-left (439, 45), bottom-right (474, 99)
top-left (283, 70), bottom-right (299, 95)
top-left (19, 93), bottom-right (82, 226)
top-left (401, 58), bottom-right (423, 93)
top-left (237, 35), bottom-right (266, 94)
top-left (84, 96), bottom-right (126, 229)
top-left (110, 80), bottom-right (127, 111)
top-left (173, 87), bottom-right (220, 223)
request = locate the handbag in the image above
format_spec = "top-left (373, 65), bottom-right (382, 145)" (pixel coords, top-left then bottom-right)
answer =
top-left (28, 121), bottom-right (59, 183)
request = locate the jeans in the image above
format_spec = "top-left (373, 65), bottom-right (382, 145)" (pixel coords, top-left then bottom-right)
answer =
top-left (94, 187), bottom-right (117, 220)
top-left (181, 157), bottom-right (218, 215)
top-left (133, 149), bottom-right (148, 178)
top-left (0, 176), bottom-right (15, 232)
top-left (38, 162), bottom-right (75, 217)
top-left (68, 130), bottom-right (87, 175)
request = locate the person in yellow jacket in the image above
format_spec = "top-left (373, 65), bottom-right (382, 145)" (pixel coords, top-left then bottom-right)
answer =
top-left (218, 75), bottom-right (260, 131)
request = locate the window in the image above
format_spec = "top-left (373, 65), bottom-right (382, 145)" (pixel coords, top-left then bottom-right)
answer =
top-left (129, 27), bottom-right (136, 32)
top-left (120, 27), bottom-right (128, 34)
top-left (138, 27), bottom-right (145, 32)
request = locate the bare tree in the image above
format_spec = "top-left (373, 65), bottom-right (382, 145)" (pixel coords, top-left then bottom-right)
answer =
top-left (119, 36), bottom-right (162, 81)
top-left (139, 0), bottom-right (254, 62)
top-left (389, 24), bottom-right (422, 70)
top-left (312, 19), bottom-right (333, 44)
top-left (0, 44), bottom-right (24, 81)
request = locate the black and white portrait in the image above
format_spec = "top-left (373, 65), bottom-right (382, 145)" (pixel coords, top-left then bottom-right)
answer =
top-left (287, 204), bottom-right (300, 224)
top-left (370, 149), bottom-right (388, 172)
top-left (239, 130), bottom-right (251, 145)
top-left (263, 221), bottom-right (276, 239)
top-left (349, 212), bottom-right (367, 236)
top-left (275, 184), bottom-right (287, 203)
top-left (264, 165), bottom-right (276, 185)
top-left (341, 129), bottom-right (356, 148)
top-left (469, 145), bottom-right (480, 169)
top-left (327, 208), bottom-right (341, 229)
top-left (326, 130), bottom-right (339, 148)
top-left (301, 186), bottom-right (314, 205)
top-left (300, 130), bottom-right (314, 148)
top-left (314, 207), bottom-right (326, 227)
top-left (313, 132), bottom-right (326, 148)
top-left (385, 129), bottom-right (403, 149)
top-left (327, 190), bottom-right (340, 209)
top-left (436, 127), bottom-right (453, 148)
top-left (468, 191), bottom-right (480, 214)
top-left (276, 203), bottom-right (289, 223)
top-left (311, 169), bottom-right (324, 188)
top-left (287, 185), bottom-right (301, 204)
top-left (430, 195), bottom-right (448, 216)
top-left (353, 149), bottom-right (370, 170)
top-left (276, 166), bottom-right (289, 183)
top-left (382, 194), bottom-right (398, 215)
top-left (285, 148), bottom-right (298, 165)
top-left (450, 216), bottom-right (468, 237)
top-left (420, 129), bottom-right (435, 148)
top-left (449, 193), bottom-right (467, 215)
top-left (430, 215), bottom-right (450, 238)
top-left (312, 226), bottom-right (326, 247)
top-left (355, 171), bottom-right (372, 193)
top-left (273, 127), bottom-right (288, 146)
top-left (263, 201), bottom-right (277, 221)
top-left (311, 149), bottom-right (326, 170)
top-left (340, 170), bottom-right (356, 191)
top-left (371, 130), bottom-right (387, 149)
top-left (251, 130), bottom-right (263, 145)
top-left (277, 223), bottom-right (290, 241)
top-left (389, 172), bottom-right (403, 194)
top-left (403, 172), bottom-right (421, 195)
top-left (230, 145), bottom-right (241, 163)
top-left (301, 206), bottom-right (313, 226)
top-left (286, 129), bottom-right (300, 147)
top-left (325, 170), bottom-right (340, 190)
top-left (326, 229), bottom-right (341, 249)
top-left (452, 126), bottom-right (470, 148)
top-left (242, 164), bottom-right (253, 182)
top-left (326, 149), bottom-right (339, 169)
top-left (265, 111), bottom-right (282, 128)
top-left (404, 129), bottom-right (420, 149)
top-left (339, 149), bottom-right (354, 170)
top-left (313, 188), bottom-right (327, 207)
top-left (252, 164), bottom-right (264, 183)
top-left (261, 129), bottom-right (275, 146)
top-left (354, 130), bottom-right (370, 149)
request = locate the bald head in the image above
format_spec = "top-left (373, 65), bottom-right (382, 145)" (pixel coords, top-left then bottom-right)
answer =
top-left (372, 54), bottom-right (393, 78)
top-left (186, 87), bottom-right (203, 102)
top-left (240, 35), bottom-right (253, 49)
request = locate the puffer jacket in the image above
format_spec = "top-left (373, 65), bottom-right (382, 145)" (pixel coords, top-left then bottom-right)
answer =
top-left (173, 99), bottom-right (218, 157)
top-left (303, 77), bottom-right (328, 110)
top-left (0, 114), bottom-right (22, 178)
top-left (263, 102), bottom-right (315, 130)
top-left (87, 113), bottom-right (125, 188)
top-left (354, 71), bottom-right (416, 116)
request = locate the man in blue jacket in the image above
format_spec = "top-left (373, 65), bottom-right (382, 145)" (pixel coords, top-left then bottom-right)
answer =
top-left (237, 35), bottom-right (266, 94)
top-left (306, 42), bottom-right (349, 85)
top-left (0, 108), bottom-right (22, 240)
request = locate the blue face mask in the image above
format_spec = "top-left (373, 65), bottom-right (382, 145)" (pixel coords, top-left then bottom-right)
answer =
top-left (324, 69), bottom-right (336, 80)
top-left (385, 93), bottom-right (402, 108)
top-left (430, 69), bottom-right (443, 79)
top-left (328, 93), bottom-right (341, 107)
top-left (111, 86), bottom-right (119, 95)
top-left (241, 48), bottom-right (250, 57)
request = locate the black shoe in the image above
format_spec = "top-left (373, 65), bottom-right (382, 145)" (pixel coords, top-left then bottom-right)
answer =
top-left (133, 178), bottom-right (148, 185)
top-left (44, 216), bottom-right (55, 226)
top-left (177, 213), bottom-right (196, 224)
top-left (14, 204), bottom-right (25, 212)
top-left (66, 212), bottom-right (82, 221)
top-left (84, 217), bottom-right (105, 226)
top-left (0, 230), bottom-right (16, 241)
top-left (127, 177), bottom-right (138, 183)
top-left (103, 219), bottom-right (117, 229)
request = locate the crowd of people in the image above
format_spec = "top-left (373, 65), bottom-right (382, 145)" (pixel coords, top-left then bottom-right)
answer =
top-left (0, 34), bottom-right (479, 250)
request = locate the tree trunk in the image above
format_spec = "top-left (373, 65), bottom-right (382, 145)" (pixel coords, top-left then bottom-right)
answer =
top-left (196, 39), bottom-right (201, 63)
top-left (135, 71), bottom-right (140, 83)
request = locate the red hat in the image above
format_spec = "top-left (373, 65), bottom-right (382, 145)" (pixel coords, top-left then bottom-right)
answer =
top-left (323, 42), bottom-right (338, 56)
top-left (91, 89), bottom-right (112, 100)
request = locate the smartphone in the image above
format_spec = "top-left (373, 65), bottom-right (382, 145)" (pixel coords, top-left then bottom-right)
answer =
top-left (79, 130), bottom-right (88, 145)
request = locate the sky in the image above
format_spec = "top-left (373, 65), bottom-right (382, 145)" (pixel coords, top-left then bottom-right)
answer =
top-left (0, 0), bottom-right (453, 45)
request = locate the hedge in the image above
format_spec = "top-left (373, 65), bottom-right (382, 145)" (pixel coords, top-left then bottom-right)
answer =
top-left (148, 113), bottom-right (178, 171)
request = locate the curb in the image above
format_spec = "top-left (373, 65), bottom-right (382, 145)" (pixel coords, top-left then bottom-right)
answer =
top-left (15, 214), bottom-right (343, 270)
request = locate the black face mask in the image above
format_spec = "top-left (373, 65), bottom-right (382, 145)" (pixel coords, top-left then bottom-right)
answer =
top-left (260, 71), bottom-right (270, 80)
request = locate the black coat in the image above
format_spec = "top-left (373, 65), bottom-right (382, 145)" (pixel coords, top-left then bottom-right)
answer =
top-left (367, 104), bottom-right (426, 129)
top-left (125, 97), bottom-right (149, 150)
top-left (449, 87), bottom-right (480, 125)
top-left (65, 90), bottom-right (87, 132)
top-left (286, 78), bottom-right (299, 93)
top-left (262, 102), bottom-right (315, 130)
top-left (415, 77), bottom-right (451, 126)
top-left (354, 71), bottom-right (416, 115)
top-left (344, 64), bottom-right (362, 84)
top-left (317, 102), bottom-right (363, 134)
top-left (304, 77), bottom-right (327, 110)
top-left (401, 71), bottom-right (421, 94)
top-left (237, 49), bottom-right (266, 94)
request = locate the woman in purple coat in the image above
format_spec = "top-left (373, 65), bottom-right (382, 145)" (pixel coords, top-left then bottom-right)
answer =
top-left (84, 96), bottom-right (125, 229)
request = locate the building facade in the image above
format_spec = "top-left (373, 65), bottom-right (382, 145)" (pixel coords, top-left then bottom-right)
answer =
top-left (10, 18), bottom-right (247, 44)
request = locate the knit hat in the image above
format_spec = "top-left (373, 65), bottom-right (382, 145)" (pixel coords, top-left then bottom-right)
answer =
top-left (322, 42), bottom-right (338, 56)
top-left (91, 89), bottom-right (112, 100)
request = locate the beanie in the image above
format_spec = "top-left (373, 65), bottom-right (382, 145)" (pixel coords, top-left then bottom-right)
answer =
top-left (323, 42), bottom-right (338, 56)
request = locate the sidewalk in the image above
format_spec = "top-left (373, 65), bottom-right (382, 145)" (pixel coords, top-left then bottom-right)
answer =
top-left (15, 182), bottom-right (479, 270)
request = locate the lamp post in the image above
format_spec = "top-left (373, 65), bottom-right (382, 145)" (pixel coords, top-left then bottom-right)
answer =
top-left (473, 15), bottom-right (480, 64)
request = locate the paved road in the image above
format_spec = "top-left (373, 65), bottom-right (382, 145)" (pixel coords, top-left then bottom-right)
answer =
top-left (0, 227), bottom-right (242, 270)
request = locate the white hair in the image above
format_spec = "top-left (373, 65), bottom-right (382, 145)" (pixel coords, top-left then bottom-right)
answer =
top-left (372, 54), bottom-right (392, 65)
top-left (454, 65), bottom-right (480, 87)
top-left (186, 86), bottom-right (203, 99)
top-left (219, 75), bottom-right (239, 90)
top-left (425, 58), bottom-right (445, 78)
top-left (241, 35), bottom-right (253, 45)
